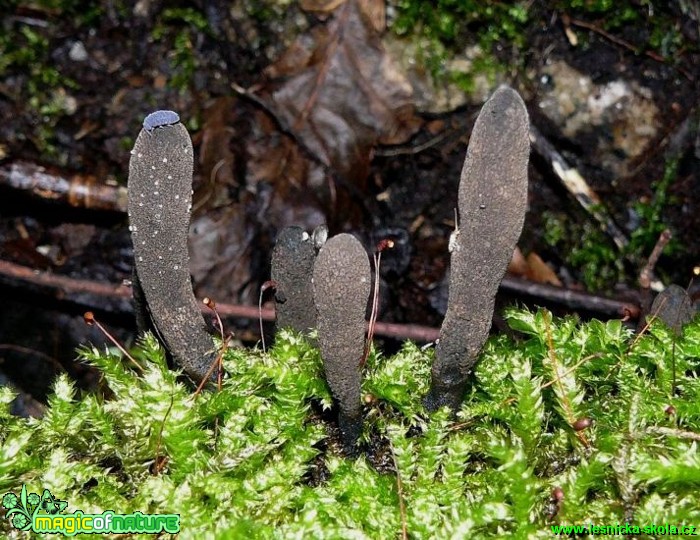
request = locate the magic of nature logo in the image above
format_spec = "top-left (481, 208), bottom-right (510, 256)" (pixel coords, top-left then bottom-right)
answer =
top-left (2, 485), bottom-right (179, 536)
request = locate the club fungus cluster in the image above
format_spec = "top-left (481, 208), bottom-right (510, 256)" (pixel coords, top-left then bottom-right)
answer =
top-left (129, 86), bottom-right (529, 450)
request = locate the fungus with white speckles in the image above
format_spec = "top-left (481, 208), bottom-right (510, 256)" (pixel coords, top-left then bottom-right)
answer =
top-left (128, 111), bottom-right (215, 384)
top-left (271, 225), bottom-right (328, 336)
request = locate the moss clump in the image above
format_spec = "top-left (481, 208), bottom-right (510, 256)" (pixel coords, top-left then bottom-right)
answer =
top-left (2, 310), bottom-right (700, 537)
top-left (389, 0), bottom-right (530, 94)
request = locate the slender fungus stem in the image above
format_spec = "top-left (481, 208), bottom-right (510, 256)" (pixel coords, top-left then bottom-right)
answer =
top-left (83, 311), bottom-right (143, 373)
top-left (259, 280), bottom-right (277, 353)
top-left (152, 393), bottom-right (174, 475)
top-left (203, 297), bottom-right (227, 391)
top-left (362, 239), bottom-right (394, 368)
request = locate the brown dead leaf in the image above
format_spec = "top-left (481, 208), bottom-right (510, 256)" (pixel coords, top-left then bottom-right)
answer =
top-left (264, 0), bottom-right (418, 184)
top-left (359, 0), bottom-right (385, 32)
top-left (300, 0), bottom-right (347, 13)
top-left (189, 0), bottom-right (419, 304)
top-left (508, 248), bottom-right (562, 286)
top-left (196, 97), bottom-right (239, 212)
top-left (526, 252), bottom-right (562, 286)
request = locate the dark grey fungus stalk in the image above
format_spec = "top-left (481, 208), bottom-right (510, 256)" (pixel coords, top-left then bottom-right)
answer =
top-left (313, 233), bottom-right (370, 450)
top-left (128, 112), bottom-right (215, 383)
top-left (271, 225), bottom-right (327, 335)
top-left (425, 86), bottom-right (530, 412)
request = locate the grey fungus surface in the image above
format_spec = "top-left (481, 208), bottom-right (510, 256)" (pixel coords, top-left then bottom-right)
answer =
top-left (426, 86), bottom-right (530, 412)
top-left (650, 284), bottom-right (695, 335)
top-left (313, 233), bottom-right (371, 450)
top-left (128, 118), bottom-right (215, 383)
top-left (271, 226), bottom-right (318, 335)
top-left (143, 110), bottom-right (180, 131)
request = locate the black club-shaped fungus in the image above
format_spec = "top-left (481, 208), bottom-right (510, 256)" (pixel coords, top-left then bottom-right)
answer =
top-left (271, 226), bottom-right (318, 335)
top-left (128, 114), bottom-right (215, 383)
top-left (425, 86), bottom-right (530, 412)
top-left (313, 233), bottom-right (371, 451)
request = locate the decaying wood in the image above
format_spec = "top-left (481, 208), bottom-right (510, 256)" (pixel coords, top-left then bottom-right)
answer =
top-left (501, 276), bottom-right (640, 320)
top-left (0, 160), bottom-right (128, 212)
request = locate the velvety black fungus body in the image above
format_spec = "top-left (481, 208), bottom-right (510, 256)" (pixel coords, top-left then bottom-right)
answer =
top-left (426, 86), bottom-right (530, 412)
top-left (313, 233), bottom-right (371, 450)
top-left (271, 226), bottom-right (317, 335)
top-left (128, 117), bottom-right (215, 383)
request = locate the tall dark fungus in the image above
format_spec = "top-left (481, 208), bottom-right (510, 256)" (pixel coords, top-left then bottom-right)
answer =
top-left (128, 112), bottom-right (215, 383)
top-left (425, 86), bottom-right (530, 412)
top-left (313, 233), bottom-right (371, 451)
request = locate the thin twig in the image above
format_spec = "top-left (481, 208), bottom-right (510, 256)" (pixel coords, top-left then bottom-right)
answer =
top-left (540, 353), bottom-right (603, 390)
top-left (645, 426), bottom-right (700, 442)
top-left (373, 129), bottom-right (455, 157)
top-left (529, 124), bottom-right (629, 251)
top-left (564, 14), bottom-right (693, 80)
top-left (0, 259), bottom-right (644, 344)
top-left (639, 229), bottom-right (672, 290)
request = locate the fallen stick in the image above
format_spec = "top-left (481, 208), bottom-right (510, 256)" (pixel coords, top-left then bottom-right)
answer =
top-left (0, 259), bottom-right (439, 342)
top-left (501, 275), bottom-right (639, 319)
top-left (0, 160), bottom-right (128, 212)
top-left (0, 259), bottom-right (640, 343)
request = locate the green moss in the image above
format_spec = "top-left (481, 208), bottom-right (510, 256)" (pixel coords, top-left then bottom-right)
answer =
top-left (554, 0), bottom-right (697, 61)
top-left (627, 157), bottom-right (682, 264)
top-left (2, 312), bottom-right (700, 537)
top-left (389, 0), bottom-right (531, 93)
top-left (542, 211), bottom-right (623, 291)
top-left (150, 8), bottom-right (212, 93)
